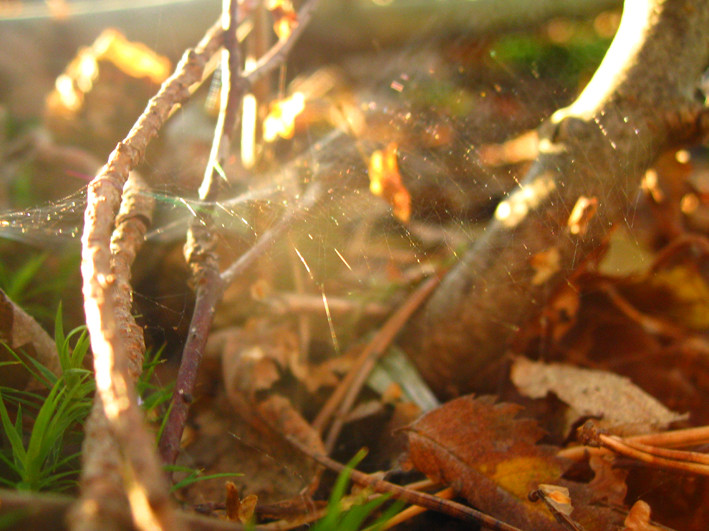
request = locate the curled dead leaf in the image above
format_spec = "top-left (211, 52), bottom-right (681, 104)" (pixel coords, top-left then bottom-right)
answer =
top-left (511, 357), bottom-right (687, 435)
top-left (623, 500), bottom-right (663, 531)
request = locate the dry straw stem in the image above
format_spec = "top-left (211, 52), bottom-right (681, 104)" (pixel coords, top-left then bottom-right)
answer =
top-left (587, 429), bottom-right (709, 477)
top-left (286, 435), bottom-right (523, 531)
top-left (312, 274), bottom-right (441, 453)
top-left (560, 424), bottom-right (709, 462)
top-left (79, 21), bottom-right (224, 531)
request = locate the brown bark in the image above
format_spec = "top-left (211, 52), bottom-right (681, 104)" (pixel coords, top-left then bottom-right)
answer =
top-left (406, 0), bottom-right (709, 397)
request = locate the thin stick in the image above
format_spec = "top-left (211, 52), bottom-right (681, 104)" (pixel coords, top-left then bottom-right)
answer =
top-left (577, 422), bottom-right (709, 476)
top-left (286, 436), bottom-right (523, 531)
top-left (381, 487), bottom-right (455, 529)
top-left (161, 0), bottom-right (241, 467)
top-left (560, 425), bottom-right (709, 461)
top-left (70, 173), bottom-right (155, 531)
top-left (159, 0), bottom-right (325, 465)
top-left (243, 0), bottom-right (322, 86)
top-left (313, 274), bottom-right (440, 451)
top-left (80, 22), bottom-right (223, 531)
top-left (597, 434), bottom-right (709, 476)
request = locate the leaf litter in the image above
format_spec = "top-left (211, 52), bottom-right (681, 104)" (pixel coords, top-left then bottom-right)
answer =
top-left (1, 6), bottom-right (709, 531)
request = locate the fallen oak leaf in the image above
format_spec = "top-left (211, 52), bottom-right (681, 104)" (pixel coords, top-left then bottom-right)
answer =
top-left (403, 395), bottom-right (568, 530)
top-left (403, 395), bottom-right (625, 531)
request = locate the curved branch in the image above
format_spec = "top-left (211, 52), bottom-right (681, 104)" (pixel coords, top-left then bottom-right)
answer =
top-left (406, 0), bottom-right (709, 397)
top-left (79, 22), bottom-right (223, 530)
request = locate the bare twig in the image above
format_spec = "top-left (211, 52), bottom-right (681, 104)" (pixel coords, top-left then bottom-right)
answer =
top-left (159, 0), bottom-right (325, 467)
top-left (160, 0), bottom-right (242, 468)
top-left (243, 0), bottom-right (322, 86)
top-left (79, 21), bottom-right (223, 530)
top-left (286, 436), bottom-right (523, 531)
top-left (159, 181), bottom-right (323, 465)
top-left (313, 274), bottom-right (440, 452)
top-left (70, 173), bottom-right (156, 531)
top-left (381, 486), bottom-right (455, 529)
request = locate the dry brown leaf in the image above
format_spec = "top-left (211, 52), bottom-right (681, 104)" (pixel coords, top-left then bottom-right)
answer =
top-left (404, 395), bottom-right (569, 530)
top-left (588, 453), bottom-right (628, 507)
top-left (511, 357), bottom-right (687, 435)
top-left (0, 288), bottom-right (60, 391)
top-left (530, 247), bottom-right (561, 285)
top-left (404, 395), bottom-right (625, 531)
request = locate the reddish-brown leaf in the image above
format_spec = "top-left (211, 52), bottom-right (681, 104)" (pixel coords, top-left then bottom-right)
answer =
top-left (404, 395), bottom-right (568, 530)
top-left (404, 395), bottom-right (625, 530)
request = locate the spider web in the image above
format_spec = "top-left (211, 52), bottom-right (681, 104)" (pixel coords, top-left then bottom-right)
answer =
top-left (0, 2), bottom-right (622, 352)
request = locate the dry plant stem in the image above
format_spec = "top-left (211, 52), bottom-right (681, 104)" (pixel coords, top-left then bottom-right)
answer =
top-left (243, 0), bottom-right (322, 85)
top-left (599, 281), bottom-right (686, 339)
top-left (159, 182), bottom-right (323, 465)
top-left (560, 425), bottom-right (709, 461)
top-left (313, 274), bottom-right (440, 447)
top-left (650, 233), bottom-right (709, 272)
top-left (160, 0), bottom-right (324, 465)
top-left (160, 0), bottom-right (242, 467)
top-left (381, 486), bottom-right (455, 530)
top-left (407, 0), bottom-right (709, 397)
top-left (1, 488), bottom-right (254, 531)
top-left (620, 437), bottom-right (709, 465)
top-left (627, 425), bottom-right (709, 448)
top-left (286, 436), bottom-right (523, 531)
top-left (596, 433), bottom-right (709, 476)
top-left (70, 174), bottom-right (155, 531)
top-left (80, 22), bottom-right (223, 531)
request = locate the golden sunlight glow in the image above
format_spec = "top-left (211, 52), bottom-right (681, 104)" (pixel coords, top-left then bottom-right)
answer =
top-left (55, 74), bottom-right (81, 111)
top-left (567, 196), bottom-right (598, 236)
top-left (127, 478), bottom-right (162, 531)
top-left (241, 93), bottom-right (258, 169)
top-left (267, 0), bottom-right (298, 40)
top-left (495, 172), bottom-right (556, 228)
top-left (263, 92), bottom-right (305, 142)
top-left (368, 143), bottom-right (411, 223)
top-left (95, 29), bottom-right (171, 85)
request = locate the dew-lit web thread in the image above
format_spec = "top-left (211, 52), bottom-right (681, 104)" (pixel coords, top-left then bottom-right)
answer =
top-left (0, 23), bottom-right (575, 372)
